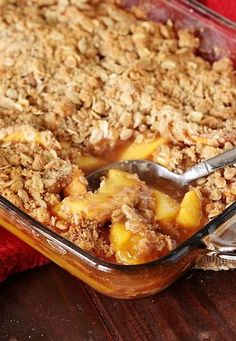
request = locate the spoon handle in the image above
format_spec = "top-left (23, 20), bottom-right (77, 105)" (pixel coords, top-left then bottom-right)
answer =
top-left (182, 147), bottom-right (236, 184)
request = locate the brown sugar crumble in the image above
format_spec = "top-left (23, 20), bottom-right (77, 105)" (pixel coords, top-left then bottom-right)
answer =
top-left (0, 0), bottom-right (235, 262)
top-left (0, 125), bottom-right (76, 224)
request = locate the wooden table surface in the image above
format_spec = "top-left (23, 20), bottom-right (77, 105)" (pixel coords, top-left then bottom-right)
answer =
top-left (0, 264), bottom-right (235, 341)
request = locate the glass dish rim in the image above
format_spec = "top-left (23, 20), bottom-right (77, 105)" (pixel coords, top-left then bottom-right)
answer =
top-left (1, 194), bottom-right (236, 272)
top-left (0, 0), bottom-right (236, 274)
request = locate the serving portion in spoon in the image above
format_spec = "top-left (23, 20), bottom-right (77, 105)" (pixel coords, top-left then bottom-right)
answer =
top-left (51, 145), bottom-right (236, 265)
top-left (87, 147), bottom-right (236, 191)
top-left (86, 147), bottom-right (236, 263)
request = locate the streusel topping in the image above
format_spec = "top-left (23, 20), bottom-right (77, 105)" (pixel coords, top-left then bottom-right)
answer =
top-left (0, 125), bottom-right (76, 224)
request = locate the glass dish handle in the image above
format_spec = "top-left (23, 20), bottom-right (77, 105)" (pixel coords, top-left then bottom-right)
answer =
top-left (202, 213), bottom-right (236, 261)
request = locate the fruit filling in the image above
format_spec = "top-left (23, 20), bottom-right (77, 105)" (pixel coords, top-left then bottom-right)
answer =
top-left (0, 124), bottom-right (207, 265)
top-left (54, 167), bottom-right (204, 265)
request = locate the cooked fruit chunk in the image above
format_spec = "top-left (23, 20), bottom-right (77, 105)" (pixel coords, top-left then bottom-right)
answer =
top-left (99, 169), bottom-right (141, 195)
top-left (119, 137), bottom-right (167, 160)
top-left (53, 193), bottom-right (114, 222)
top-left (63, 170), bottom-right (87, 197)
top-left (110, 221), bottom-right (145, 264)
top-left (2, 127), bottom-right (39, 144)
top-left (154, 190), bottom-right (179, 221)
top-left (115, 249), bottom-right (141, 265)
top-left (110, 221), bottom-right (132, 251)
top-left (76, 155), bottom-right (107, 173)
top-left (176, 190), bottom-right (202, 228)
top-left (0, 126), bottom-right (58, 149)
top-left (54, 169), bottom-right (143, 224)
top-left (110, 221), bottom-right (172, 265)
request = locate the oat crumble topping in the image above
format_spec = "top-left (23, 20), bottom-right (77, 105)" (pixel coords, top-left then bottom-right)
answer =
top-left (0, 0), bottom-right (235, 260)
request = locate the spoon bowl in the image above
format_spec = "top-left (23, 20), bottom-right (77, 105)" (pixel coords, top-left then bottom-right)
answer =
top-left (87, 159), bottom-right (186, 198)
top-left (87, 147), bottom-right (236, 193)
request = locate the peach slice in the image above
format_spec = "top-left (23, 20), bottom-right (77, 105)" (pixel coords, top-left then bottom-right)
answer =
top-left (0, 126), bottom-right (59, 149)
top-left (154, 190), bottom-right (179, 222)
top-left (110, 221), bottom-right (145, 265)
top-left (176, 190), bottom-right (202, 228)
top-left (54, 169), bottom-right (143, 224)
top-left (110, 220), bottom-right (172, 265)
top-left (76, 154), bottom-right (107, 173)
top-left (110, 221), bottom-right (132, 251)
top-left (119, 137), bottom-right (168, 160)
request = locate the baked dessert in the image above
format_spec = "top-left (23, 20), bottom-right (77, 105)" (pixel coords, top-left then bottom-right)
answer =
top-left (0, 0), bottom-right (235, 265)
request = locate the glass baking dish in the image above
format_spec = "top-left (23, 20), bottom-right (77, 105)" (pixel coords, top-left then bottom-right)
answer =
top-left (0, 0), bottom-right (236, 299)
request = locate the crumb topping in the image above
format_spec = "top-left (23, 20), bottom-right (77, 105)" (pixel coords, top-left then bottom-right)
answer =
top-left (0, 125), bottom-right (75, 224)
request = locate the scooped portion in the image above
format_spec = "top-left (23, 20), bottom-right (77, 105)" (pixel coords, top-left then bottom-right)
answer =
top-left (54, 168), bottom-right (203, 265)
top-left (0, 125), bottom-right (204, 265)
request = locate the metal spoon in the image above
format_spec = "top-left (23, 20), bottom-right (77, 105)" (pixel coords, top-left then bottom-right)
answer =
top-left (87, 147), bottom-right (236, 192)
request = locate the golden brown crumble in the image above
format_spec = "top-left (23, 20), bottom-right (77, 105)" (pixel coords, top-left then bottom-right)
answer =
top-left (0, 0), bottom-right (235, 260)
top-left (61, 218), bottom-right (113, 259)
top-left (0, 125), bottom-right (76, 224)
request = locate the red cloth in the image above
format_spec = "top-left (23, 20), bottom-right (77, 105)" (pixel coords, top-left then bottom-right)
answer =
top-left (200, 0), bottom-right (236, 22)
top-left (0, 227), bottom-right (49, 281)
top-left (0, 1), bottom-right (235, 282)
